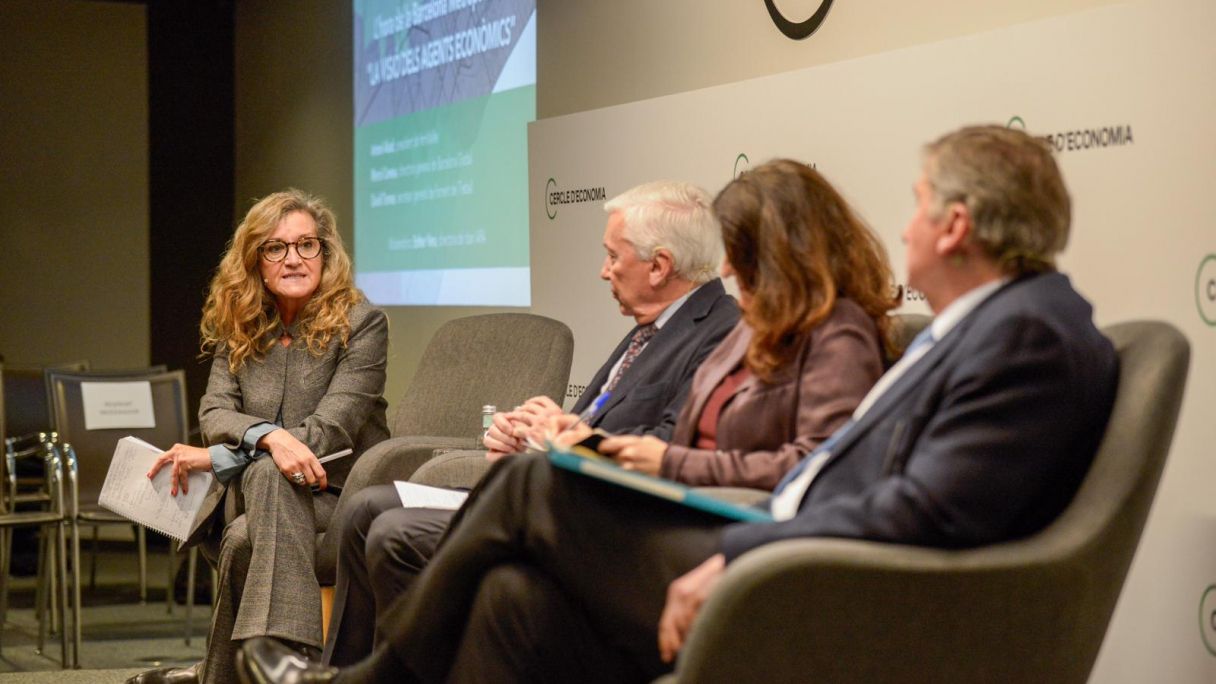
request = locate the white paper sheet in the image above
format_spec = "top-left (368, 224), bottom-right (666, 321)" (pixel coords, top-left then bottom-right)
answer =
top-left (393, 481), bottom-right (469, 510)
top-left (98, 436), bottom-right (212, 541)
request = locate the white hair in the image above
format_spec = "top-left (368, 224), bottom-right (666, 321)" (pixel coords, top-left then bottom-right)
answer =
top-left (602, 180), bottom-right (723, 284)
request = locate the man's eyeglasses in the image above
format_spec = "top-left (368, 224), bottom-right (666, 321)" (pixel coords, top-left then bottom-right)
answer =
top-left (260, 237), bottom-right (325, 262)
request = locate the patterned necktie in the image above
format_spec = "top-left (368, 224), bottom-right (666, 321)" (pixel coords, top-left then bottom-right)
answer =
top-left (606, 324), bottom-right (658, 392)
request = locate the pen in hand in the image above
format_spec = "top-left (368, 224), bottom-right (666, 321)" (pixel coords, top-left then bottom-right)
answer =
top-left (533, 391), bottom-right (612, 451)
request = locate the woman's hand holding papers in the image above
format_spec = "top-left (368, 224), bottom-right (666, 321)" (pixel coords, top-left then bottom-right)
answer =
top-left (147, 444), bottom-right (213, 497)
top-left (599, 435), bottom-right (668, 476)
top-left (658, 553), bottom-right (726, 662)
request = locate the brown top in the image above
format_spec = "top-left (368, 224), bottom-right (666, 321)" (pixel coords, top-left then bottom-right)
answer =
top-left (660, 299), bottom-right (884, 490)
top-left (693, 365), bottom-right (752, 451)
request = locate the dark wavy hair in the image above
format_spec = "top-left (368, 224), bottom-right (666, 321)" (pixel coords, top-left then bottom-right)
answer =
top-left (714, 159), bottom-right (897, 381)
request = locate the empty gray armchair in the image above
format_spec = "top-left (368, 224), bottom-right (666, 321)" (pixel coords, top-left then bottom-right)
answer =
top-left (315, 313), bottom-right (573, 585)
top-left (660, 320), bottom-right (1190, 684)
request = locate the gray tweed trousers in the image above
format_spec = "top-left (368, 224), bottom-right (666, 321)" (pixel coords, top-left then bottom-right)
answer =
top-left (198, 457), bottom-right (337, 684)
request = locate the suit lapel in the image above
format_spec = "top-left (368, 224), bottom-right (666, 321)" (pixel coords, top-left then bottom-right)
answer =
top-left (819, 277), bottom-right (1023, 464)
top-left (597, 318), bottom-right (681, 414)
top-left (589, 280), bottom-right (725, 420)
top-left (679, 324), bottom-right (749, 439)
top-left (845, 323), bottom-right (963, 436)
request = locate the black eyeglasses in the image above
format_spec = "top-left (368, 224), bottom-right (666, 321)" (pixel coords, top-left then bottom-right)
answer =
top-left (260, 236), bottom-right (325, 262)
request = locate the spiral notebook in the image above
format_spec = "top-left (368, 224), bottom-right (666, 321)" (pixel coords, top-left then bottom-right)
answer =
top-left (98, 436), bottom-right (213, 542)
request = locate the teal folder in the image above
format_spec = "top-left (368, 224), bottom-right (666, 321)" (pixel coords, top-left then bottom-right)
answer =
top-left (547, 447), bottom-right (774, 523)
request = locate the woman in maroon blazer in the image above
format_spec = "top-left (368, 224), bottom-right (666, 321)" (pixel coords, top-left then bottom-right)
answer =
top-left (599, 159), bottom-right (897, 490)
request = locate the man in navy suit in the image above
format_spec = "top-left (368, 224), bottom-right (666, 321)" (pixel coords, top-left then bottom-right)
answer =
top-left (320, 180), bottom-right (739, 666)
top-left (240, 125), bottom-right (1118, 684)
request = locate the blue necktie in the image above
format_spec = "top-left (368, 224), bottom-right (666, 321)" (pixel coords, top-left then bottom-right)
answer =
top-left (771, 419), bottom-right (853, 495)
top-left (771, 325), bottom-right (937, 496)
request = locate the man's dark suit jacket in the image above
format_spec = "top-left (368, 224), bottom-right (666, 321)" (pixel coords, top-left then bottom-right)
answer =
top-left (721, 271), bottom-right (1119, 559)
top-left (571, 278), bottom-right (739, 440)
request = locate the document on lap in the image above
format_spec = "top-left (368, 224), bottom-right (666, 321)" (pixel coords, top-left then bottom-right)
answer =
top-left (393, 481), bottom-right (470, 510)
top-left (547, 443), bottom-right (774, 523)
top-left (99, 436), bottom-right (213, 542)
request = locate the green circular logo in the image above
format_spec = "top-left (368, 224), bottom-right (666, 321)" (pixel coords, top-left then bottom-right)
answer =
top-left (733, 153), bottom-right (750, 179)
top-left (1196, 254), bottom-right (1216, 326)
top-left (1007, 116), bottom-right (1027, 130)
top-left (1200, 585), bottom-right (1216, 656)
top-left (545, 177), bottom-right (557, 220)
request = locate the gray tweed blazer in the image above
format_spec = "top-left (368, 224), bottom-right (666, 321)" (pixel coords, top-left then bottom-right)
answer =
top-left (184, 301), bottom-right (390, 545)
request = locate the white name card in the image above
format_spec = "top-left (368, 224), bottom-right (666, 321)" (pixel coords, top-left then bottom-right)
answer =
top-left (81, 381), bottom-right (156, 430)
top-left (393, 481), bottom-right (469, 510)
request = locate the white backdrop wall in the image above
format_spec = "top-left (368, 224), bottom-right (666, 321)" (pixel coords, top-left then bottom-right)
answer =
top-left (528, 0), bottom-right (1216, 680)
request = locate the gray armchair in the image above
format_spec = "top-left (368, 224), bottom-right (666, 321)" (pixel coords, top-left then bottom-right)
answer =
top-left (47, 367), bottom-right (203, 659)
top-left (315, 313), bottom-right (573, 585)
top-left (407, 449), bottom-right (496, 489)
top-left (660, 320), bottom-right (1190, 684)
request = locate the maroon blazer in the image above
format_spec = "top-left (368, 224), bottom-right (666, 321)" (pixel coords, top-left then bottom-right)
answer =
top-left (659, 299), bottom-right (884, 490)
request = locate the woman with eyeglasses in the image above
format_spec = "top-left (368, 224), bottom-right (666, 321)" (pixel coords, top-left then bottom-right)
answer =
top-left (127, 189), bottom-right (389, 684)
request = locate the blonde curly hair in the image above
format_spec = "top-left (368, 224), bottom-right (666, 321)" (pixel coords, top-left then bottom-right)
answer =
top-left (200, 189), bottom-right (364, 373)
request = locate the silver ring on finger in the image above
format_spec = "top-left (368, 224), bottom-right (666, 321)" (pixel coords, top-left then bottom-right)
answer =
top-left (290, 472), bottom-right (306, 485)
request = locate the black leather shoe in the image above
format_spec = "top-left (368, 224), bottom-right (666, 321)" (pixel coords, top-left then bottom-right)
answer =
top-left (124, 662), bottom-right (201, 684)
top-left (237, 637), bottom-right (338, 684)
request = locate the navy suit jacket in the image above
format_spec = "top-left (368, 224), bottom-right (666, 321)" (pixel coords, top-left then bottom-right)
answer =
top-left (721, 272), bottom-right (1118, 560)
top-left (570, 279), bottom-right (739, 441)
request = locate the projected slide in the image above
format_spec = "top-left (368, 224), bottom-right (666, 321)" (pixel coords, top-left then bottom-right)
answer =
top-left (354, 0), bottom-right (535, 306)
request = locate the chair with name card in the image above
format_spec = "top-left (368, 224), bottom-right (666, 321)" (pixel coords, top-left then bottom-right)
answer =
top-left (3, 363), bottom-right (168, 593)
top-left (46, 367), bottom-right (205, 657)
